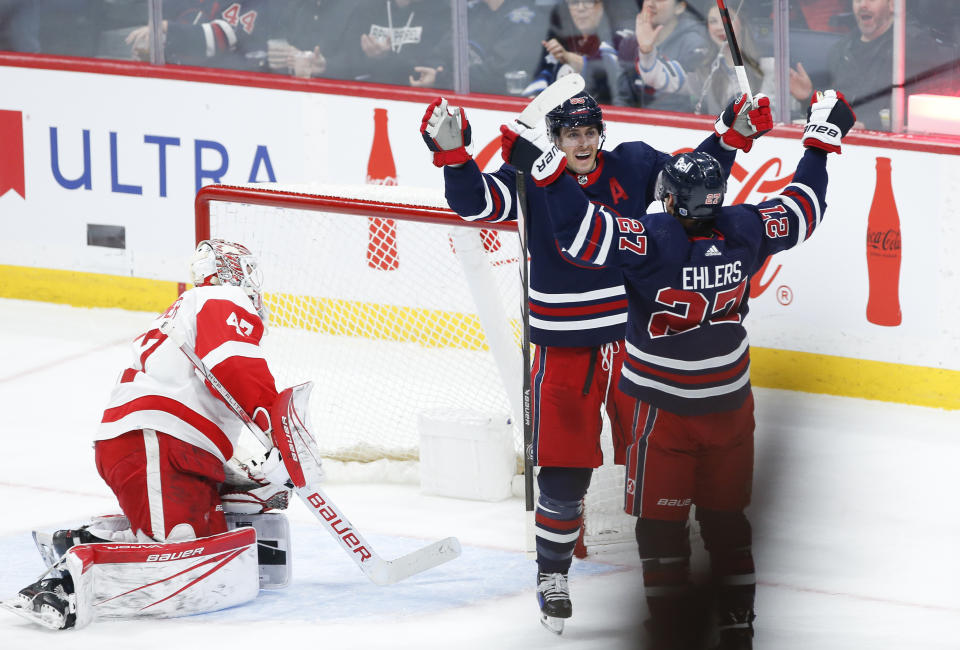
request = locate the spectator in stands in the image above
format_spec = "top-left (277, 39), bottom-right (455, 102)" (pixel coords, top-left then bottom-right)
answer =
top-left (421, 0), bottom-right (548, 95)
top-left (618, 0), bottom-right (711, 112)
top-left (524, 0), bottom-right (637, 106)
top-left (789, 0), bottom-right (957, 130)
top-left (630, 2), bottom-right (774, 115)
top-left (0, 0), bottom-right (39, 52)
top-left (263, 1), bottom-right (355, 79)
top-left (330, 0), bottom-right (452, 88)
top-left (125, 0), bottom-right (277, 71)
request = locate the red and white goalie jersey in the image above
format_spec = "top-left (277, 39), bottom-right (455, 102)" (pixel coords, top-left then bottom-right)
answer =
top-left (97, 285), bottom-right (278, 463)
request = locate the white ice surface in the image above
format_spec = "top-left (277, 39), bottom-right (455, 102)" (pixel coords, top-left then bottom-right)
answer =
top-left (1, 298), bottom-right (959, 649)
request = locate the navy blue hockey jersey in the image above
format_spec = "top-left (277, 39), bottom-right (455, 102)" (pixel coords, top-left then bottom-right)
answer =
top-left (545, 148), bottom-right (830, 414)
top-left (443, 136), bottom-right (735, 347)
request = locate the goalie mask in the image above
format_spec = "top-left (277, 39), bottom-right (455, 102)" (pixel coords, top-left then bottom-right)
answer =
top-left (190, 239), bottom-right (267, 321)
top-left (654, 152), bottom-right (726, 221)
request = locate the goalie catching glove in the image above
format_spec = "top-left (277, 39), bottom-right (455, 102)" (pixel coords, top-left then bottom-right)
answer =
top-left (420, 97), bottom-right (473, 167)
top-left (500, 120), bottom-right (566, 187)
top-left (714, 92), bottom-right (773, 152)
top-left (221, 448), bottom-right (292, 514)
top-left (802, 89), bottom-right (856, 154)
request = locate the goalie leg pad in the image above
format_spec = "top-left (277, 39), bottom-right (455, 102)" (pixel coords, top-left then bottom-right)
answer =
top-left (5, 529), bottom-right (259, 629)
top-left (59, 528), bottom-right (257, 627)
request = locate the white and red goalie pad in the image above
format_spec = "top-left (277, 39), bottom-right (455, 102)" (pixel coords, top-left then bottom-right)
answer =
top-left (270, 382), bottom-right (323, 488)
top-left (62, 527), bottom-right (258, 628)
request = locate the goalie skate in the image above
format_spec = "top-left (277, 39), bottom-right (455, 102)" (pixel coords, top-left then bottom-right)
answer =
top-left (1, 575), bottom-right (77, 630)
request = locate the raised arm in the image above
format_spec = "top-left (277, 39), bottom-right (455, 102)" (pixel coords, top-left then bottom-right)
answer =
top-left (420, 97), bottom-right (519, 224)
top-left (749, 90), bottom-right (855, 257)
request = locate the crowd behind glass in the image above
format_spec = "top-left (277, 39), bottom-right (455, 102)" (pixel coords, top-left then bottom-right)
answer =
top-left (1, 0), bottom-right (957, 136)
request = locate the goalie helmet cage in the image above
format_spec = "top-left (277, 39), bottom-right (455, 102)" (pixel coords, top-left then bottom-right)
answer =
top-left (195, 182), bottom-right (634, 553)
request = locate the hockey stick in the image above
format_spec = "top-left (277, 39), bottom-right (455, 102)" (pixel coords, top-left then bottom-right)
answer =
top-left (512, 73), bottom-right (585, 555)
top-left (715, 0), bottom-right (752, 96)
top-left (159, 320), bottom-right (461, 586)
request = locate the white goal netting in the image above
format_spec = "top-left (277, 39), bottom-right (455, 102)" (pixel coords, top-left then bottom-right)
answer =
top-left (198, 182), bottom-right (635, 552)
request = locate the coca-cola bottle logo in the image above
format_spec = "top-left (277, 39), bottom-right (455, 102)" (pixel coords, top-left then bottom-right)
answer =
top-left (866, 228), bottom-right (901, 254)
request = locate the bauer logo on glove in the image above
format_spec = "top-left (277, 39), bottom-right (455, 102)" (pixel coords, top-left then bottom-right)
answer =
top-left (500, 120), bottom-right (566, 187)
top-left (802, 89), bottom-right (856, 154)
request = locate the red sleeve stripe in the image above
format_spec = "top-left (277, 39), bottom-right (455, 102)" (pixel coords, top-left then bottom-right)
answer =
top-left (119, 368), bottom-right (139, 384)
top-left (782, 188), bottom-right (816, 240)
top-left (578, 210), bottom-right (606, 262)
top-left (101, 396), bottom-right (232, 460)
top-left (487, 177), bottom-right (504, 221)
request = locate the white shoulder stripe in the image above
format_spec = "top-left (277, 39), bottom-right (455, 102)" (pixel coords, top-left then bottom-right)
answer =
top-left (202, 340), bottom-right (265, 370)
top-left (567, 202), bottom-right (596, 258)
top-left (596, 206), bottom-right (614, 264)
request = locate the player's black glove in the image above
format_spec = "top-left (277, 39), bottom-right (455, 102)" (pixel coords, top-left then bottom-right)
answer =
top-left (499, 120), bottom-right (566, 187)
top-left (420, 97), bottom-right (473, 167)
top-left (802, 90), bottom-right (856, 154)
top-left (714, 93), bottom-right (773, 152)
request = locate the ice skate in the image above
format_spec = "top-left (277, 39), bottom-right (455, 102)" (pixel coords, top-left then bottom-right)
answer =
top-left (712, 607), bottom-right (755, 650)
top-left (2, 574), bottom-right (77, 630)
top-left (537, 571), bottom-right (571, 635)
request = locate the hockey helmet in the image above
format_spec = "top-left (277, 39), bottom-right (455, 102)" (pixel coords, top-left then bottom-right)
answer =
top-left (654, 152), bottom-right (726, 220)
top-left (546, 90), bottom-right (605, 138)
top-left (190, 239), bottom-right (267, 320)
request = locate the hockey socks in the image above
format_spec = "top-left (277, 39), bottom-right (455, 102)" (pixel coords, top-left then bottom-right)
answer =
top-left (697, 509), bottom-right (756, 648)
top-left (535, 467), bottom-right (591, 574)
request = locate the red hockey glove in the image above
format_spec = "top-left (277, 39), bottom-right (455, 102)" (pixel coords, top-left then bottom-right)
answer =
top-left (715, 93), bottom-right (773, 152)
top-left (499, 120), bottom-right (566, 187)
top-left (420, 97), bottom-right (473, 167)
top-left (802, 90), bottom-right (856, 154)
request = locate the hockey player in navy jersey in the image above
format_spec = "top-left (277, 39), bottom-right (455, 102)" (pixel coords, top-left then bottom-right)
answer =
top-left (503, 90), bottom-right (855, 649)
top-left (421, 88), bottom-right (772, 634)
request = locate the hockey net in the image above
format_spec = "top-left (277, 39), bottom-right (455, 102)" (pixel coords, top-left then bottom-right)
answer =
top-left (196, 182), bottom-right (634, 553)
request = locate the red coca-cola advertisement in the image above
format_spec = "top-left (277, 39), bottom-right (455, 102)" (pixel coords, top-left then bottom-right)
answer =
top-left (365, 108), bottom-right (399, 270)
top-left (865, 156), bottom-right (902, 326)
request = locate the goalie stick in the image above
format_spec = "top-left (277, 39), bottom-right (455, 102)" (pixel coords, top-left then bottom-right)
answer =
top-left (512, 73), bottom-right (586, 555)
top-left (158, 320), bottom-right (461, 586)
